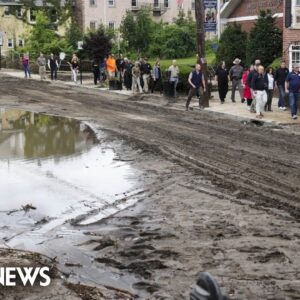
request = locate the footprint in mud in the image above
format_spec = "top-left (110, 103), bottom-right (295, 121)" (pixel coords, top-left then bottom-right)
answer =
top-left (95, 257), bottom-right (125, 269)
top-left (253, 251), bottom-right (292, 264)
top-left (133, 281), bottom-right (160, 293)
top-left (127, 260), bottom-right (168, 279)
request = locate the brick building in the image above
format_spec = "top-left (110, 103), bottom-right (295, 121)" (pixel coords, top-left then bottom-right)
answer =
top-left (283, 0), bottom-right (300, 69)
top-left (220, 0), bottom-right (283, 32)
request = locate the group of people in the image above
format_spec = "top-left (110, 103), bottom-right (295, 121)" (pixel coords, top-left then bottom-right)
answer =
top-left (92, 54), bottom-right (181, 96)
top-left (215, 58), bottom-right (300, 119)
top-left (22, 52), bottom-right (80, 83)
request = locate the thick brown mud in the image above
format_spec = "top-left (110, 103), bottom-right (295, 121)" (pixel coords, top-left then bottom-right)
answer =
top-left (0, 75), bottom-right (299, 299)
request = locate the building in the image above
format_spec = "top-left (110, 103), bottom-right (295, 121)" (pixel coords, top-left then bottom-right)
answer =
top-left (283, 0), bottom-right (300, 69)
top-left (220, 0), bottom-right (283, 32)
top-left (0, 0), bottom-right (69, 56)
top-left (76, 0), bottom-right (197, 32)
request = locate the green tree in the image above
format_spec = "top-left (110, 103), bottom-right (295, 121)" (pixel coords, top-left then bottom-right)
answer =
top-left (65, 18), bottom-right (83, 51)
top-left (246, 10), bottom-right (282, 66)
top-left (216, 23), bottom-right (247, 68)
top-left (24, 11), bottom-right (70, 57)
top-left (120, 7), bottom-right (154, 55)
top-left (82, 25), bottom-right (112, 61)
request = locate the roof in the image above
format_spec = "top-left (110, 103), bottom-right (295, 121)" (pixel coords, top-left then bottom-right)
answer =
top-left (220, 0), bottom-right (242, 19)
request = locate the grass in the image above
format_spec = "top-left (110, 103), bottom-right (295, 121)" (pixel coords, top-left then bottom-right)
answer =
top-left (150, 52), bottom-right (216, 74)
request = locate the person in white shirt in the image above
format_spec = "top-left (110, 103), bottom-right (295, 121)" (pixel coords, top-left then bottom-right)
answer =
top-left (265, 67), bottom-right (275, 112)
top-left (168, 60), bottom-right (180, 97)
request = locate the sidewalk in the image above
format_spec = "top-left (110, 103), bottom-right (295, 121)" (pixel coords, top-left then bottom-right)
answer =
top-left (1, 69), bottom-right (299, 125)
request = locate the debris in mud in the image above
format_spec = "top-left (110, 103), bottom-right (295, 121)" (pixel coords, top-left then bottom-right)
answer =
top-left (64, 262), bottom-right (83, 268)
top-left (7, 203), bottom-right (37, 215)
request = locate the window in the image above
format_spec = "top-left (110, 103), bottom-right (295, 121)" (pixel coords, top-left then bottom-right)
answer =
top-left (153, 0), bottom-right (159, 7)
top-left (18, 39), bottom-right (24, 48)
top-left (29, 9), bottom-right (36, 22)
top-left (108, 21), bottom-right (115, 29)
top-left (90, 21), bottom-right (96, 31)
top-left (16, 8), bottom-right (23, 18)
top-left (7, 38), bottom-right (14, 48)
top-left (297, 0), bottom-right (300, 5)
top-left (108, 0), bottom-right (115, 6)
top-left (192, 0), bottom-right (195, 9)
top-left (89, 0), bottom-right (96, 6)
top-left (131, 0), bottom-right (137, 6)
top-left (164, 0), bottom-right (169, 8)
top-left (289, 45), bottom-right (300, 69)
top-left (4, 6), bottom-right (10, 16)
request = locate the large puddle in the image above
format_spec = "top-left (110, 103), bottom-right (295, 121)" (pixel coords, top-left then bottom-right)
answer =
top-left (0, 108), bottom-right (138, 236)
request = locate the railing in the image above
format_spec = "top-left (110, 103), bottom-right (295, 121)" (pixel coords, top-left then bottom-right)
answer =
top-left (131, 2), bottom-right (166, 14)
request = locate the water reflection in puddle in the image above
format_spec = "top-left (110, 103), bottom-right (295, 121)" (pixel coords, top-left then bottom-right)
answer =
top-left (0, 108), bottom-right (136, 228)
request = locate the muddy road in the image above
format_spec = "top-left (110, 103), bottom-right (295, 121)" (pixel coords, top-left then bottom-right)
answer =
top-left (0, 74), bottom-right (299, 299)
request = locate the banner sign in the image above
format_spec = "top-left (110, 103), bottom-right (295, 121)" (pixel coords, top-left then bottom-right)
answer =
top-left (204, 0), bottom-right (217, 32)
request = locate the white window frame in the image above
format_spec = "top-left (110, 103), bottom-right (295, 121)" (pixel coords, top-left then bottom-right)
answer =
top-left (131, 0), bottom-right (137, 7)
top-left (164, 0), bottom-right (169, 8)
top-left (16, 7), bottom-right (23, 18)
top-left (153, 0), bottom-right (159, 8)
top-left (89, 0), bottom-right (97, 7)
top-left (289, 44), bottom-right (300, 70)
top-left (108, 0), bottom-right (115, 7)
top-left (4, 6), bottom-right (10, 16)
top-left (7, 38), bottom-right (14, 49)
top-left (292, 0), bottom-right (300, 27)
top-left (18, 39), bottom-right (24, 48)
top-left (29, 9), bottom-right (37, 23)
top-left (108, 21), bottom-right (115, 29)
top-left (90, 21), bottom-right (97, 31)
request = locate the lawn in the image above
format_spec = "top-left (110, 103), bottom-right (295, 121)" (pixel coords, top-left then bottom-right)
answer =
top-left (150, 52), bottom-right (216, 73)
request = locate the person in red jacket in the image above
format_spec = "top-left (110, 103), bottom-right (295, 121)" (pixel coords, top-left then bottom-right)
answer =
top-left (242, 65), bottom-right (254, 112)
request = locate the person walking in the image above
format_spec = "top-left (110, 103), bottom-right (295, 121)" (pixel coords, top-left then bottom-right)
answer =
top-left (285, 64), bottom-right (300, 119)
top-left (265, 67), bottom-right (275, 112)
top-left (275, 61), bottom-right (289, 111)
top-left (132, 62), bottom-right (143, 93)
top-left (168, 60), bottom-right (180, 97)
top-left (215, 61), bottom-right (228, 104)
top-left (251, 65), bottom-right (268, 119)
top-left (106, 54), bottom-right (116, 80)
top-left (140, 58), bottom-right (152, 93)
top-left (92, 59), bottom-right (100, 85)
top-left (229, 58), bottom-right (244, 103)
top-left (186, 64), bottom-right (206, 111)
top-left (36, 53), bottom-right (47, 80)
top-left (124, 58), bottom-right (133, 90)
top-left (69, 53), bottom-right (79, 84)
top-left (247, 59), bottom-right (261, 113)
top-left (242, 65), bottom-right (254, 110)
top-left (151, 60), bottom-right (163, 94)
top-left (116, 54), bottom-right (125, 80)
top-left (22, 54), bottom-right (31, 78)
top-left (48, 53), bottom-right (58, 81)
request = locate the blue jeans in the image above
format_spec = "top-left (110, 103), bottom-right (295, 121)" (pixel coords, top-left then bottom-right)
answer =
top-left (289, 92), bottom-right (299, 116)
top-left (278, 85), bottom-right (285, 107)
top-left (24, 65), bottom-right (31, 78)
top-left (170, 77), bottom-right (178, 97)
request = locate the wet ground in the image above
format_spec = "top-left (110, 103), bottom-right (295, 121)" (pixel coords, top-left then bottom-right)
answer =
top-left (0, 74), bottom-right (299, 299)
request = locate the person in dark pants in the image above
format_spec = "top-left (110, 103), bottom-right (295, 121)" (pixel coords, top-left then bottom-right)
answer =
top-left (215, 61), bottom-right (228, 103)
top-left (124, 58), bottom-right (133, 90)
top-left (186, 64), bottom-right (206, 111)
top-left (47, 53), bottom-right (58, 80)
top-left (151, 60), bottom-right (163, 94)
top-left (92, 59), bottom-right (100, 85)
top-left (229, 58), bottom-right (244, 102)
top-left (285, 64), bottom-right (300, 119)
top-left (275, 61), bottom-right (289, 110)
top-left (265, 67), bottom-right (275, 112)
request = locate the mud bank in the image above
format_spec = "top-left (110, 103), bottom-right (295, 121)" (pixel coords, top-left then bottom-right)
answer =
top-left (0, 75), bottom-right (299, 299)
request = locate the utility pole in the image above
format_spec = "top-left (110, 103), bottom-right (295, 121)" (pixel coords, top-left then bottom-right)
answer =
top-left (195, 0), bottom-right (209, 107)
